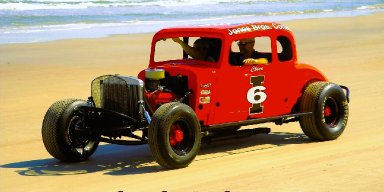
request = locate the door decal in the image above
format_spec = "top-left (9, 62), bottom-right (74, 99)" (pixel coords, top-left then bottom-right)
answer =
top-left (247, 76), bottom-right (267, 114)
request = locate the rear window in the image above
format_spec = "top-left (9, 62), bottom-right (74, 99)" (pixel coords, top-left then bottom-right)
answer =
top-left (277, 36), bottom-right (293, 62)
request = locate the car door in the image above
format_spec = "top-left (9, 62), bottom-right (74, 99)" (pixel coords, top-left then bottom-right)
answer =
top-left (211, 36), bottom-right (276, 124)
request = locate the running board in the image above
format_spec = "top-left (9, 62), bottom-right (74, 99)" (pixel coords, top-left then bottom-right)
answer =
top-left (202, 128), bottom-right (271, 143)
top-left (99, 137), bottom-right (147, 145)
top-left (202, 112), bottom-right (312, 130)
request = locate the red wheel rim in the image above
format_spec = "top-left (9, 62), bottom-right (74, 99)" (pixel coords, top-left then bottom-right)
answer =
top-left (170, 124), bottom-right (184, 147)
top-left (167, 119), bottom-right (196, 156)
top-left (324, 97), bottom-right (339, 127)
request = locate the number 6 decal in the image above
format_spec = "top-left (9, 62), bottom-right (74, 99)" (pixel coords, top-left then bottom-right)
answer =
top-left (247, 76), bottom-right (267, 114)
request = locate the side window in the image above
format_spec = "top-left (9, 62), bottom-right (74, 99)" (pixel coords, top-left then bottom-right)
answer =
top-left (154, 37), bottom-right (221, 63)
top-left (154, 38), bottom-right (183, 62)
top-left (229, 36), bottom-right (272, 66)
top-left (277, 36), bottom-right (293, 62)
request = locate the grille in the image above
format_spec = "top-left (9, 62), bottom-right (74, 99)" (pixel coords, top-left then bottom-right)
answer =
top-left (91, 75), bottom-right (144, 119)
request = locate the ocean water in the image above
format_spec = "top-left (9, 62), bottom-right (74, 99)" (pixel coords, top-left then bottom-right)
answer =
top-left (0, 0), bottom-right (383, 44)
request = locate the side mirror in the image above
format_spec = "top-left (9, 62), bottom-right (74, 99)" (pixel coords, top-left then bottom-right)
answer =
top-left (243, 58), bottom-right (269, 65)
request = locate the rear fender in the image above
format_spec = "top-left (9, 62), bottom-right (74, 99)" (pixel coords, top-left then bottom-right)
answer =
top-left (296, 63), bottom-right (328, 92)
top-left (290, 63), bottom-right (328, 113)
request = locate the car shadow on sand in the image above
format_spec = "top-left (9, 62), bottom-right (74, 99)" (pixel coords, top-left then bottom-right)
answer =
top-left (1, 128), bottom-right (312, 176)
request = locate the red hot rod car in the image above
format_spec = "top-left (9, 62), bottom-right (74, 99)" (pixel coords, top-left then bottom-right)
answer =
top-left (42, 22), bottom-right (350, 169)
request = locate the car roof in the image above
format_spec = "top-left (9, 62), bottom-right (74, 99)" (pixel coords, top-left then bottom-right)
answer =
top-left (154, 22), bottom-right (292, 39)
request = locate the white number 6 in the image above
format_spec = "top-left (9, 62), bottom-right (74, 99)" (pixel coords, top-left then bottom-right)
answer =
top-left (247, 86), bottom-right (267, 104)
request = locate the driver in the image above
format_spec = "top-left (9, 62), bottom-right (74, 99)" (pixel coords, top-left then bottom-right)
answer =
top-left (172, 38), bottom-right (214, 62)
top-left (231, 38), bottom-right (268, 65)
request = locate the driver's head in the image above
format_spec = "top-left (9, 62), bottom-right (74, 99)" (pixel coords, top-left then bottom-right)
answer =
top-left (237, 38), bottom-right (255, 55)
top-left (193, 38), bottom-right (210, 57)
top-left (193, 39), bottom-right (209, 51)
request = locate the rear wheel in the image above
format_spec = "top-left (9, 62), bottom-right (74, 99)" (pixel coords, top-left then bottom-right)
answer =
top-left (148, 102), bottom-right (201, 169)
top-left (299, 82), bottom-right (349, 140)
top-left (42, 99), bottom-right (99, 162)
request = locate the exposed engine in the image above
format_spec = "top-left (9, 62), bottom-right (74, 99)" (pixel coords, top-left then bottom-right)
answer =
top-left (144, 68), bottom-right (189, 111)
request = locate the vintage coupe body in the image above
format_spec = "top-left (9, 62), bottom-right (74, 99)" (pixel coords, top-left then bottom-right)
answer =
top-left (42, 22), bottom-right (350, 169)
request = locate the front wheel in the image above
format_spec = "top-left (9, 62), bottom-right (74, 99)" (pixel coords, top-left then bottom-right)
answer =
top-left (299, 82), bottom-right (349, 140)
top-left (148, 102), bottom-right (201, 169)
top-left (42, 99), bottom-right (99, 162)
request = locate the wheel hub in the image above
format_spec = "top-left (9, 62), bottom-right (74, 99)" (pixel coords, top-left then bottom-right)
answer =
top-left (170, 124), bottom-right (184, 147)
top-left (324, 106), bottom-right (332, 117)
top-left (68, 116), bottom-right (90, 148)
top-left (324, 97), bottom-right (339, 127)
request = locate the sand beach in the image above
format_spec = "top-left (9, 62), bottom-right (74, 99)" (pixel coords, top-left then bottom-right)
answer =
top-left (1, 12), bottom-right (384, 191)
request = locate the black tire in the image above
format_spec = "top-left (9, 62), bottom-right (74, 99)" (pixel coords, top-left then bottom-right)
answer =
top-left (299, 82), bottom-right (349, 140)
top-left (42, 99), bottom-right (99, 162)
top-left (148, 102), bottom-right (201, 169)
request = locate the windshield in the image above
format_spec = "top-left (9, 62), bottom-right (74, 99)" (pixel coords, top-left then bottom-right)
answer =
top-left (154, 37), bottom-right (222, 64)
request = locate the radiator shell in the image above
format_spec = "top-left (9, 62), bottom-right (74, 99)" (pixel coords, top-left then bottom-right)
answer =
top-left (91, 75), bottom-right (144, 119)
